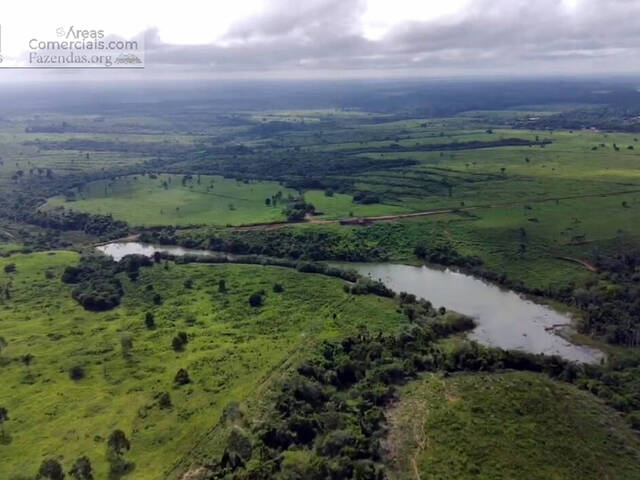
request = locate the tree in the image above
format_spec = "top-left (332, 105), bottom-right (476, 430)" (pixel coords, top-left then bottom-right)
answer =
top-left (107, 430), bottom-right (132, 477)
top-left (414, 243), bottom-right (427, 259)
top-left (249, 293), bottom-right (263, 308)
top-left (0, 336), bottom-right (7, 358)
top-left (69, 456), bottom-right (93, 480)
top-left (174, 368), bottom-right (190, 385)
top-left (172, 332), bottom-right (188, 352)
top-left (218, 279), bottom-right (227, 293)
top-left (38, 459), bottom-right (65, 480)
top-left (144, 311), bottom-right (155, 329)
top-left (107, 429), bottom-right (130, 456)
top-left (0, 406), bottom-right (8, 441)
top-left (69, 365), bottom-right (85, 381)
top-left (265, 198), bottom-right (271, 206)
top-left (273, 283), bottom-right (284, 293)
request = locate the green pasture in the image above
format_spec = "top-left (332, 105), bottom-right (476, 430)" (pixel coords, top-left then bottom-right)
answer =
top-left (0, 252), bottom-right (405, 479)
top-left (386, 371), bottom-right (640, 480)
top-left (47, 175), bottom-right (299, 226)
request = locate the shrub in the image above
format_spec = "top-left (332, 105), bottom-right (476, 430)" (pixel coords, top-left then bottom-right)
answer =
top-left (158, 392), bottom-right (172, 409)
top-left (69, 365), bottom-right (85, 381)
top-left (38, 459), bottom-right (65, 480)
top-left (144, 311), bottom-right (155, 329)
top-left (69, 455), bottom-right (93, 480)
top-left (249, 293), bottom-right (263, 308)
top-left (174, 368), bottom-right (190, 385)
top-left (172, 332), bottom-right (188, 351)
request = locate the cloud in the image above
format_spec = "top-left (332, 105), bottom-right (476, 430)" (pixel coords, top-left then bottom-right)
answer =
top-left (97, 0), bottom-right (640, 77)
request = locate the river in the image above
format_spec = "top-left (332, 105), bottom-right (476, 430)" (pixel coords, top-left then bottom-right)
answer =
top-left (97, 242), bottom-right (604, 364)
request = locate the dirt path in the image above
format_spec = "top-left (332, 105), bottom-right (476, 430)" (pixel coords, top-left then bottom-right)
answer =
top-left (556, 256), bottom-right (598, 272)
top-left (232, 188), bottom-right (640, 232)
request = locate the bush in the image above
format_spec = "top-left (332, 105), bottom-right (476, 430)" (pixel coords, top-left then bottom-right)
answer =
top-left (249, 293), bottom-right (263, 308)
top-left (38, 459), bottom-right (65, 480)
top-left (144, 311), bottom-right (155, 329)
top-left (158, 392), bottom-right (172, 409)
top-left (174, 368), bottom-right (190, 385)
top-left (172, 332), bottom-right (188, 351)
top-left (273, 283), bottom-right (284, 293)
top-left (69, 365), bottom-right (85, 381)
top-left (69, 455), bottom-right (93, 479)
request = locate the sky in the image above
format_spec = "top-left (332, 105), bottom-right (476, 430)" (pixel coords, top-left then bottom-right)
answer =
top-left (1, 0), bottom-right (639, 80)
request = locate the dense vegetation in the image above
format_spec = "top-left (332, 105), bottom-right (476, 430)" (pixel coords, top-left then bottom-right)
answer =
top-left (62, 254), bottom-right (152, 310)
top-left (2, 80), bottom-right (640, 480)
top-left (140, 223), bottom-right (482, 269)
top-left (204, 291), bottom-right (640, 479)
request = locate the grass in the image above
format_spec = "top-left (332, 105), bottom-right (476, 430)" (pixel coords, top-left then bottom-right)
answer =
top-left (0, 242), bottom-right (23, 255)
top-left (305, 190), bottom-right (410, 219)
top-left (47, 175), bottom-right (299, 227)
top-left (0, 251), bottom-right (405, 479)
top-left (385, 371), bottom-right (640, 480)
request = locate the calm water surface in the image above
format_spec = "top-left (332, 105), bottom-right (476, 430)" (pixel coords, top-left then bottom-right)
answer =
top-left (347, 263), bottom-right (603, 364)
top-left (98, 242), bottom-right (604, 363)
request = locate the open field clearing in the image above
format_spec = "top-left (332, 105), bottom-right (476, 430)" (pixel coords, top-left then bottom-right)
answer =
top-left (385, 371), bottom-right (640, 480)
top-left (0, 252), bottom-right (404, 479)
top-left (47, 175), bottom-right (299, 226)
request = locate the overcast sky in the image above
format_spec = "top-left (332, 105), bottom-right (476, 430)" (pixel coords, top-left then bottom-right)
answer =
top-left (1, 0), bottom-right (640, 80)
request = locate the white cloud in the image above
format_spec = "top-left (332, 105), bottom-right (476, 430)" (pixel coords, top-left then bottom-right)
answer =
top-left (2, 0), bottom-right (640, 79)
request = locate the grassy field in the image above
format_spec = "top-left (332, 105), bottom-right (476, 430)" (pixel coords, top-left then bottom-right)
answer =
top-left (47, 174), bottom-right (299, 226)
top-left (2, 106), bottom-right (640, 480)
top-left (297, 125), bottom-right (640, 289)
top-left (0, 251), bottom-right (405, 479)
top-left (385, 371), bottom-right (640, 480)
top-left (305, 190), bottom-right (410, 219)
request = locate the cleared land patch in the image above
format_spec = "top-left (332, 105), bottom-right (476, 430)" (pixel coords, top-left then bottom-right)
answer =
top-left (385, 371), bottom-right (640, 480)
top-left (47, 174), bottom-right (299, 226)
top-left (0, 252), bottom-right (405, 479)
